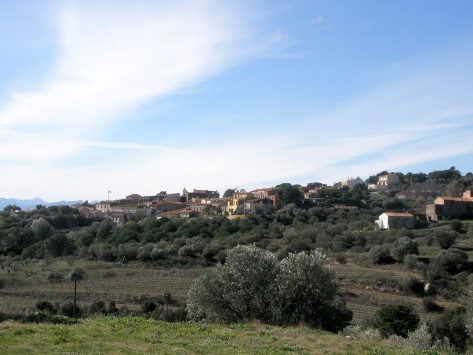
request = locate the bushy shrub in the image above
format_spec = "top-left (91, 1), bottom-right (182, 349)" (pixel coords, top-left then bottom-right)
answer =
top-left (435, 248), bottom-right (468, 275)
top-left (35, 301), bottom-right (56, 314)
top-left (60, 302), bottom-right (82, 318)
top-left (429, 306), bottom-right (469, 353)
top-left (89, 300), bottom-right (107, 315)
top-left (47, 272), bottom-right (64, 283)
top-left (391, 237), bottom-right (419, 263)
top-left (388, 322), bottom-right (454, 354)
top-left (187, 244), bottom-right (351, 331)
top-left (368, 245), bottom-right (394, 264)
top-left (434, 231), bottom-right (457, 249)
top-left (274, 250), bottom-right (351, 330)
top-left (401, 276), bottom-right (424, 296)
top-left (187, 244), bottom-right (279, 323)
top-left (141, 301), bottom-right (157, 314)
top-left (449, 219), bottom-right (463, 233)
top-left (366, 304), bottom-right (420, 338)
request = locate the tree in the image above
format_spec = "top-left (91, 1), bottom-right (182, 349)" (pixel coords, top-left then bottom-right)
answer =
top-left (367, 304), bottom-right (420, 338)
top-left (435, 248), bottom-right (468, 275)
top-left (45, 232), bottom-right (69, 257)
top-left (429, 307), bottom-right (469, 353)
top-left (187, 245), bottom-right (351, 331)
top-left (3, 204), bottom-right (21, 212)
top-left (276, 184), bottom-right (303, 207)
top-left (428, 166), bottom-right (461, 184)
top-left (69, 267), bottom-right (86, 318)
top-left (223, 188), bottom-right (237, 198)
top-left (31, 218), bottom-right (53, 241)
top-left (187, 244), bottom-right (279, 323)
top-left (368, 245), bottom-right (394, 264)
top-left (434, 231), bottom-right (457, 249)
top-left (96, 218), bottom-right (114, 241)
top-left (274, 250), bottom-right (351, 330)
top-left (391, 237), bottom-right (419, 263)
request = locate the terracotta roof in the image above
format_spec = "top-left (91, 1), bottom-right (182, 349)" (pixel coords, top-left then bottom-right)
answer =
top-left (439, 197), bottom-right (473, 202)
top-left (384, 212), bottom-right (414, 217)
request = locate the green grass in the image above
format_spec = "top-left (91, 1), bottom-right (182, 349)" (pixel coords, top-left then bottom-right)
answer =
top-left (0, 316), bottom-right (440, 354)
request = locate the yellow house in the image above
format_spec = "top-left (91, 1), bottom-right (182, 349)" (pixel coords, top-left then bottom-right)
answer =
top-left (227, 191), bottom-right (253, 215)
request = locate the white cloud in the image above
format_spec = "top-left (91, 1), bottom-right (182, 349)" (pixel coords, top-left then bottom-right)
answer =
top-left (0, 1), bottom-right (255, 151)
top-left (1, 1), bottom-right (472, 200)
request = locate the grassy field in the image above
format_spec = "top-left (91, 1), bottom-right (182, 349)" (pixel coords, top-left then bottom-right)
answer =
top-left (0, 316), bottom-right (445, 354)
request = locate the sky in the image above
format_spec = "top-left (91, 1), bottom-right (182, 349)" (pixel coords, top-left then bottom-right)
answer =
top-left (1, 0), bottom-right (472, 202)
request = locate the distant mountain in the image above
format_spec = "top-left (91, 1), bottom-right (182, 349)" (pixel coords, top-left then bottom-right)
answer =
top-left (0, 197), bottom-right (84, 211)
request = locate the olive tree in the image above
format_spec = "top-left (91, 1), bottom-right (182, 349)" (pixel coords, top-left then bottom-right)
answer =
top-left (187, 244), bottom-right (279, 323)
top-left (186, 245), bottom-right (351, 331)
top-left (274, 250), bottom-right (351, 331)
top-left (31, 217), bottom-right (53, 241)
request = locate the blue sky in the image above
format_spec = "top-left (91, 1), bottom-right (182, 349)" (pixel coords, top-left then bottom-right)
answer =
top-left (1, 0), bottom-right (472, 201)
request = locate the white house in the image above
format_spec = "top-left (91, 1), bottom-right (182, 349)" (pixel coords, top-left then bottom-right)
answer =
top-left (335, 177), bottom-right (365, 190)
top-left (376, 212), bottom-right (415, 230)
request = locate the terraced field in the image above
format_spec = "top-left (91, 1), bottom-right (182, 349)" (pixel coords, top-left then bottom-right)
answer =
top-left (1, 257), bottom-right (459, 325)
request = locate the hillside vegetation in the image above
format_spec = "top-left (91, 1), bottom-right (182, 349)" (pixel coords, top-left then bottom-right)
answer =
top-left (1, 167), bottom-right (473, 352)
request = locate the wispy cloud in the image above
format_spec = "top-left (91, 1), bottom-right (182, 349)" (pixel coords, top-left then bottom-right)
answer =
top-left (1, 1), bottom-right (472, 200)
top-left (0, 1), bottom-right (256, 158)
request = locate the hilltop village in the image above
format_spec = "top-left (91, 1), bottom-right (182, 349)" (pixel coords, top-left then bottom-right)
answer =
top-left (71, 170), bottom-right (473, 229)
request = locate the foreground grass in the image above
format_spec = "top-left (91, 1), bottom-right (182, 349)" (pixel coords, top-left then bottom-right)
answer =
top-left (0, 316), bottom-right (431, 354)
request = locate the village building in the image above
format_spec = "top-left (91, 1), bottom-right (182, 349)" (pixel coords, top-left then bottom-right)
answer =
top-left (182, 188), bottom-right (219, 202)
top-left (367, 173), bottom-right (402, 192)
top-left (376, 212), bottom-right (415, 230)
top-left (250, 188), bottom-right (279, 206)
top-left (334, 177), bottom-right (365, 190)
top-left (426, 190), bottom-right (473, 221)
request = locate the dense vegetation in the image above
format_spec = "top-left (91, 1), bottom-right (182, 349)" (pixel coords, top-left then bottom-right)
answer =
top-left (1, 167), bottom-right (473, 352)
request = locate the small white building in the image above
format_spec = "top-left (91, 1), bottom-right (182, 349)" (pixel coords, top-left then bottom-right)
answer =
top-left (376, 212), bottom-right (415, 230)
top-left (335, 177), bottom-right (365, 190)
top-left (377, 174), bottom-right (400, 190)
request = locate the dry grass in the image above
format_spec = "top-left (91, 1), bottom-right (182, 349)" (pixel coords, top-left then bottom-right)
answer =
top-left (0, 257), bottom-right (461, 324)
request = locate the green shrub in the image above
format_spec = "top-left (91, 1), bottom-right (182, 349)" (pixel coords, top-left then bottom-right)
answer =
top-left (401, 276), bottom-right (424, 296)
top-left (449, 219), bottom-right (463, 233)
top-left (429, 306), bottom-right (469, 353)
top-left (35, 301), bottom-right (56, 314)
top-left (141, 301), bottom-right (157, 314)
top-left (368, 245), bottom-right (394, 264)
top-left (187, 244), bottom-right (351, 331)
top-left (60, 302), bottom-right (82, 318)
top-left (434, 231), bottom-right (457, 249)
top-left (367, 304), bottom-right (420, 338)
top-left (187, 244), bottom-right (279, 323)
top-left (391, 237), bottom-right (419, 263)
top-left (89, 300), bottom-right (107, 315)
